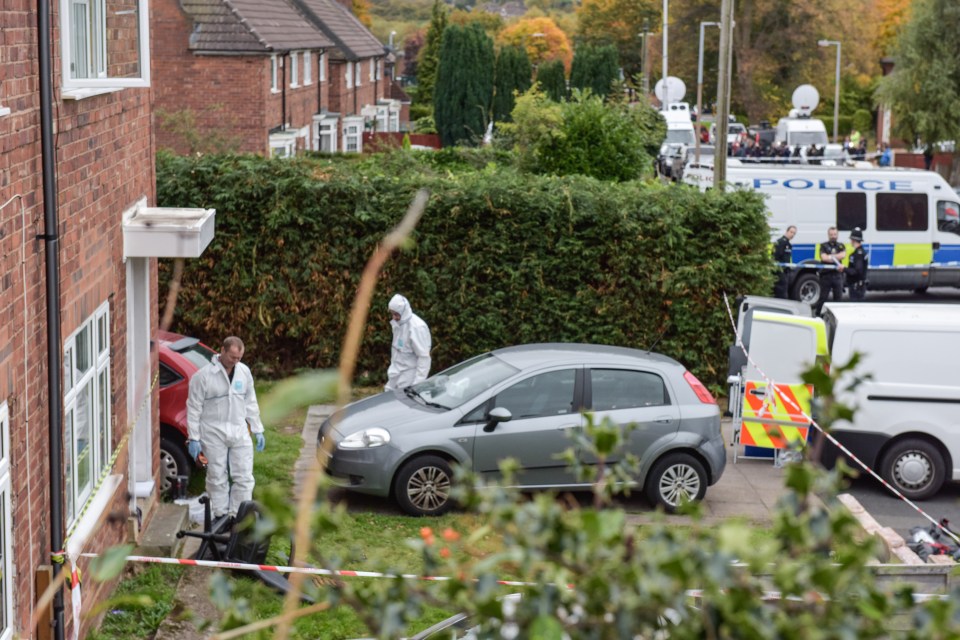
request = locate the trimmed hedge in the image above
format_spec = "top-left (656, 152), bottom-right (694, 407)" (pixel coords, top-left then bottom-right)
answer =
top-left (157, 151), bottom-right (773, 388)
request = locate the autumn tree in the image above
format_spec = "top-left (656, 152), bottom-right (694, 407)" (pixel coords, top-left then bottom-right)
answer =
top-left (402, 29), bottom-right (426, 78)
top-left (496, 16), bottom-right (572, 70)
top-left (416, 0), bottom-right (448, 111)
top-left (577, 0), bottom-right (658, 80)
top-left (493, 45), bottom-right (533, 124)
top-left (537, 59), bottom-right (567, 102)
top-left (569, 44), bottom-right (620, 100)
top-left (435, 22), bottom-right (495, 146)
top-left (876, 0), bottom-right (960, 180)
top-left (351, 0), bottom-right (373, 28)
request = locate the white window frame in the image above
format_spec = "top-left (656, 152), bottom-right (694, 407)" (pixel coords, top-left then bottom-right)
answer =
top-left (376, 59), bottom-right (382, 81)
top-left (290, 52), bottom-right (299, 88)
top-left (303, 51), bottom-right (312, 85)
top-left (369, 58), bottom-right (375, 82)
top-left (271, 55), bottom-right (279, 93)
top-left (59, 0), bottom-right (150, 91)
top-left (345, 61), bottom-right (353, 89)
top-left (63, 302), bottom-right (111, 528)
top-left (314, 115), bottom-right (339, 152)
top-left (354, 60), bottom-right (362, 87)
top-left (269, 131), bottom-right (298, 158)
top-left (319, 52), bottom-right (326, 82)
top-left (0, 402), bottom-right (12, 640)
top-left (343, 116), bottom-right (363, 153)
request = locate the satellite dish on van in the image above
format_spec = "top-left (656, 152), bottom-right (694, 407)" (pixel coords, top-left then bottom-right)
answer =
top-left (655, 76), bottom-right (687, 106)
top-left (791, 85), bottom-right (820, 118)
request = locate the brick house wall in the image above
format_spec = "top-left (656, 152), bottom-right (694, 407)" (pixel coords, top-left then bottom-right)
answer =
top-left (0, 1), bottom-right (157, 637)
top-left (153, 0), bottom-right (328, 155)
top-left (327, 56), bottom-right (387, 118)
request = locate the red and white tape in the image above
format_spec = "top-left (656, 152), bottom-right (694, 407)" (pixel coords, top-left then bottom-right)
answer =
top-left (722, 293), bottom-right (960, 547)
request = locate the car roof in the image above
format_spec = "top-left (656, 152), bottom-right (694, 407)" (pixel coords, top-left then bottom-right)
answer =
top-left (491, 343), bottom-right (682, 371)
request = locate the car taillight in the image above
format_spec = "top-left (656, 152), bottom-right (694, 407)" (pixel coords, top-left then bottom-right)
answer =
top-left (683, 371), bottom-right (716, 404)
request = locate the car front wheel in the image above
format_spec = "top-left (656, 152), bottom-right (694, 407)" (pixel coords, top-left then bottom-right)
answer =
top-left (160, 437), bottom-right (191, 497)
top-left (394, 455), bottom-right (454, 516)
top-left (881, 439), bottom-right (945, 500)
top-left (645, 453), bottom-right (707, 513)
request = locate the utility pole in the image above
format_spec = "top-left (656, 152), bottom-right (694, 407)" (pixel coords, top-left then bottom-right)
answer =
top-left (639, 20), bottom-right (650, 96)
top-left (714, 0), bottom-right (735, 185)
top-left (661, 0), bottom-right (669, 109)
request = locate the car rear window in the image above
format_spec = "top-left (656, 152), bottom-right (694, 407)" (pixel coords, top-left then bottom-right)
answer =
top-left (176, 343), bottom-right (216, 370)
top-left (590, 369), bottom-right (669, 410)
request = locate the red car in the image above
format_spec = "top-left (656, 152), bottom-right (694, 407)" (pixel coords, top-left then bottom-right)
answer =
top-left (158, 330), bottom-right (217, 494)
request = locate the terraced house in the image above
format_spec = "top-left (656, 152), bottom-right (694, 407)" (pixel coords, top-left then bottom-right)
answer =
top-left (153, 0), bottom-right (407, 156)
top-left (0, 2), bottom-right (215, 638)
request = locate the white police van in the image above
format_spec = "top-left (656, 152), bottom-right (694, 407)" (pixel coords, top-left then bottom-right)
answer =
top-left (684, 162), bottom-right (960, 302)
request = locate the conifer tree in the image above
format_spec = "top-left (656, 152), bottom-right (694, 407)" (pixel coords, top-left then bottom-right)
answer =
top-left (570, 44), bottom-right (620, 99)
top-left (536, 59), bottom-right (567, 102)
top-left (416, 0), bottom-right (447, 110)
top-left (435, 23), bottom-right (495, 146)
top-left (492, 45), bottom-right (532, 124)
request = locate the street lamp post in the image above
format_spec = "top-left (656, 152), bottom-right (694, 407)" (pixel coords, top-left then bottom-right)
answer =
top-left (661, 0), bottom-right (669, 109)
top-left (818, 39), bottom-right (841, 143)
top-left (696, 21), bottom-right (719, 162)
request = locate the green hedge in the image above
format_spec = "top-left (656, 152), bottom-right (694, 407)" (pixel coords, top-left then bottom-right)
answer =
top-left (157, 151), bottom-right (773, 388)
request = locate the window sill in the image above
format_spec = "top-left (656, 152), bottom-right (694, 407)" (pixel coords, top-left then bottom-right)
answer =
top-left (290, 84), bottom-right (300, 89)
top-left (64, 474), bottom-right (124, 559)
top-left (61, 87), bottom-right (123, 101)
top-left (0, 106), bottom-right (10, 116)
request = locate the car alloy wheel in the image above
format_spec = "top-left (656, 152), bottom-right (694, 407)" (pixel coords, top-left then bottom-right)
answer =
top-left (395, 455), bottom-right (454, 516)
top-left (646, 453), bottom-right (707, 513)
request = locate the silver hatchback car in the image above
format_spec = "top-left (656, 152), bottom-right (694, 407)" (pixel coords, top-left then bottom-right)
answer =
top-left (318, 344), bottom-right (726, 516)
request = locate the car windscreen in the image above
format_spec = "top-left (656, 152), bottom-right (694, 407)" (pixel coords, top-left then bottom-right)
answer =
top-left (791, 131), bottom-right (828, 146)
top-left (176, 342), bottom-right (217, 370)
top-left (665, 129), bottom-right (695, 146)
top-left (411, 353), bottom-right (519, 409)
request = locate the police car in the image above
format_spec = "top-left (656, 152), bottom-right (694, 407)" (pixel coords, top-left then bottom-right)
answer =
top-left (683, 162), bottom-right (960, 302)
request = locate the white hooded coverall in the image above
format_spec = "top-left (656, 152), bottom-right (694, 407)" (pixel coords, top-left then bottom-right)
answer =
top-left (386, 294), bottom-right (432, 391)
top-left (186, 355), bottom-right (264, 517)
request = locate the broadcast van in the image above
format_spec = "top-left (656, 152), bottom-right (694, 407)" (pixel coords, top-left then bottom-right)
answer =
top-left (683, 162), bottom-right (960, 302)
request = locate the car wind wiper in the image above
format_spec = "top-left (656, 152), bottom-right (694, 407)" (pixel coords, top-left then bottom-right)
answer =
top-left (404, 386), bottom-right (448, 410)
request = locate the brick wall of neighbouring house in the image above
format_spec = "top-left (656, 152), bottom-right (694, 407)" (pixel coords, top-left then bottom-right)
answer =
top-left (266, 52), bottom-right (327, 153)
top-left (328, 57), bottom-right (388, 118)
top-left (0, 2), bottom-right (157, 637)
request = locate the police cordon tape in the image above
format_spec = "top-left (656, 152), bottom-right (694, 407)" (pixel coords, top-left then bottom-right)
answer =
top-left (78, 552), bottom-right (953, 603)
top-left (721, 293), bottom-right (960, 548)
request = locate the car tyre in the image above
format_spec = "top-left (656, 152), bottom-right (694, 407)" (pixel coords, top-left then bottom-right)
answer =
top-left (160, 437), bottom-right (191, 497)
top-left (645, 453), bottom-right (707, 513)
top-left (880, 439), bottom-right (945, 500)
top-left (394, 455), bottom-right (454, 516)
top-left (792, 273), bottom-right (821, 304)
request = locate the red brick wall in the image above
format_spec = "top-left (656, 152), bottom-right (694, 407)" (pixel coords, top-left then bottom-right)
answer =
top-left (328, 57), bottom-right (387, 118)
top-left (0, 2), bottom-right (157, 638)
top-left (152, 0), bottom-right (326, 155)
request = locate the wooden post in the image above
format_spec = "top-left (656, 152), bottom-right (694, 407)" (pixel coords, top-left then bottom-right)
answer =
top-left (36, 566), bottom-right (54, 640)
top-left (714, 0), bottom-right (735, 186)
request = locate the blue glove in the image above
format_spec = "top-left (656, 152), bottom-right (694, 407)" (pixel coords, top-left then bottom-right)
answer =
top-left (187, 439), bottom-right (202, 461)
top-left (255, 432), bottom-right (266, 452)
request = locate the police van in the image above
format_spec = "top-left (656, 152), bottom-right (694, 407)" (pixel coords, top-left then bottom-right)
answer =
top-left (684, 162), bottom-right (960, 302)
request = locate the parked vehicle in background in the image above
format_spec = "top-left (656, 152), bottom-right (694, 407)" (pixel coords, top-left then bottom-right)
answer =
top-left (774, 85), bottom-right (843, 163)
top-left (710, 121), bottom-right (746, 151)
top-left (158, 330), bottom-right (217, 494)
top-left (683, 163), bottom-right (960, 303)
top-left (657, 102), bottom-right (697, 179)
top-left (319, 344), bottom-right (725, 516)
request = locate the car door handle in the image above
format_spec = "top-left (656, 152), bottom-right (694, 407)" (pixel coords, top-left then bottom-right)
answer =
top-left (655, 416), bottom-right (674, 424)
top-left (556, 424), bottom-right (580, 430)
top-left (933, 241), bottom-right (941, 250)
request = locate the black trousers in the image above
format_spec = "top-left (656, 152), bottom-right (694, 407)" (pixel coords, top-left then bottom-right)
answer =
top-left (773, 270), bottom-right (790, 299)
top-left (848, 280), bottom-right (866, 300)
top-left (816, 272), bottom-right (843, 313)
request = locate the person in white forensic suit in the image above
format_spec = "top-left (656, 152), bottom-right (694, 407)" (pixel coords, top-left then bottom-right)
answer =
top-left (385, 294), bottom-right (432, 391)
top-left (186, 336), bottom-right (265, 519)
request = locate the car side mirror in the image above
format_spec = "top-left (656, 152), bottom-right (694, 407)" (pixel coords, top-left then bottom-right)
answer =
top-left (483, 407), bottom-right (512, 433)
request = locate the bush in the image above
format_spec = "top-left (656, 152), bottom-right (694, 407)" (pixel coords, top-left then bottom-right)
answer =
top-left (157, 151), bottom-right (772, 387)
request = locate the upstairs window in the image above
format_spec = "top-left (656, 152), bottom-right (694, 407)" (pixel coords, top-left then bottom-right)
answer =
top-left (303, 51), bottom-right (312, 85)
top-left (345, 62), bottom-right (353, 89)
top-left (271, 55), bottom-right (279, 92)
top-left (369, 58), bottom-right (375, 82)
top-left (319, 52), bottom-right (326, 82)
top-left (290, 52), bottom-right (299, 88)
top-left (60, 0), bottom-right (150, 92)
top-left (354, 61), bottom-right (362, 87)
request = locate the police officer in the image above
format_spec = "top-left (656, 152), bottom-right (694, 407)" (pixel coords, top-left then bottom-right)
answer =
top-left (772, 225), bottom-right (797, 299)
top-left (846, 227), bottom-right (868, 300)
top-left (815, 226), bottom-right (846, 314)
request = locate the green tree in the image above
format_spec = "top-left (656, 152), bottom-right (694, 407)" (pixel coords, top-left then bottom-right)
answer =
top-left (569, 44), bottom-right (620, 99)
top-left (492, 45), bottom-right (533, 124)
top-left (435, 23), bottom-right (495, 146)
top-left (577, 0), bottom-right (658, 80)
top-left (508, 88), bottom-right (665, 181)
top-left (536, 59), bottom-right (567, 102)
top-left (876, 0), bottom-right (960, 158)
top-left (415, 0), bottom-right (447, 109)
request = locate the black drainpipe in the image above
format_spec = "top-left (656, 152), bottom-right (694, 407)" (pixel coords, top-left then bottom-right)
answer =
top-left (281, 53), bottom-right (287, 131)
top-left (36, 1), bottom-right (65, 639)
